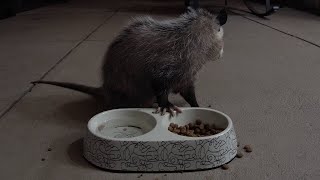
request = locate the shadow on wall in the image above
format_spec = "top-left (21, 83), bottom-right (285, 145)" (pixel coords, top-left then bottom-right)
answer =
top-left (286, 0), bottom-right (320, 14)
top-left (0, 0), bottom-right (66, 20)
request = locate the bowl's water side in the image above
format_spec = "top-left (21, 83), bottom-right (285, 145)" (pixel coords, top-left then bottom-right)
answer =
top-left (83, 127), bottom-right (238, 172)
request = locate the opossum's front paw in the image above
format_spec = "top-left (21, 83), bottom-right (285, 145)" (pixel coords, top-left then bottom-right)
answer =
top-left (153, 102), bottom-right (182, 117)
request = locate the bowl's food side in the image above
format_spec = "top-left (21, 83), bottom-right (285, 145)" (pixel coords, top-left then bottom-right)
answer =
top-left (168, 119), bottom-right (225, 137)
top-left (83, 108), bottom-right (238, 172)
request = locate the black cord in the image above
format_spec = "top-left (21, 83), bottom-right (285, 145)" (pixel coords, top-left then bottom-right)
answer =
top-left (223, 0), bottom-right (276, 17)
top-left (186, 0), bottom-right (277, 18)
top-left (242, 0), bottom-right (275, 17)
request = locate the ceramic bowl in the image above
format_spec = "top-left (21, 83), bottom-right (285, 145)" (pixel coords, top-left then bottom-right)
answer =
top-left (83, 108), bottom-right (238, 172)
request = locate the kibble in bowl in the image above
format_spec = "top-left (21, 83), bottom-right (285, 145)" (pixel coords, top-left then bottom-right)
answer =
top-left (168, 119), bottom-right (225, 137)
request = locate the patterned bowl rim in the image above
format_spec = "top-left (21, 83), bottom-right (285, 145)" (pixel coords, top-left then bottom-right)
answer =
top-left (87, 107), bottom-right (233, 141)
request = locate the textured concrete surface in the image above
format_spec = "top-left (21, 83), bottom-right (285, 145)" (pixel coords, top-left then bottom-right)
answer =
top-left (0, 7), bottom-right (113, 116)
top-left (0, 0), bottom-right (320, 180)
top-left (246, 8), bottom-right (320, 47)
top-left (0, 41), bottom-right (75, 116)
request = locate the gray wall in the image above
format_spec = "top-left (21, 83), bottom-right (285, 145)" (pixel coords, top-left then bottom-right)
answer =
top-left (287, 0), bottom-right (320, 12)
top-left (0, 0), bottom-right (66, 20)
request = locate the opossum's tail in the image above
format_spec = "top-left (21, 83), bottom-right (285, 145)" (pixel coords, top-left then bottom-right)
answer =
top-left (31, 80), bottom-right (103, 98)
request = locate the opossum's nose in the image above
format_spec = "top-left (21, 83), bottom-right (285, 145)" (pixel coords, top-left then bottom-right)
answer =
top-left (216, 27), bottom-right (224, 40)
top-left (219, 48), bottom-right (224, 58)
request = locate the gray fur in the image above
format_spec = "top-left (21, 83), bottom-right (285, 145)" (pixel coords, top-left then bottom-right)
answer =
top-left (32, 8), bottom-right (226, 111)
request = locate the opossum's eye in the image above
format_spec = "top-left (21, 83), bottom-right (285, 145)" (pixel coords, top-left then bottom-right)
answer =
top-left (216, 9), bottom-right (227, 26)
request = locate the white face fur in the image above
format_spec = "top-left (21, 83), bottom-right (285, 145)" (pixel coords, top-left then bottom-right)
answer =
top-left (217, 27), bottom-right (224, 58)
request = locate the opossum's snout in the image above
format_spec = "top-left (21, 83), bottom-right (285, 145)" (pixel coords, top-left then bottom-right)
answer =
top-left (219, 47), bottom-right (224, 59)
top-left (216, 26), bottom-right (224, 40)
top-left (215, 29), bottom-right (224, 60)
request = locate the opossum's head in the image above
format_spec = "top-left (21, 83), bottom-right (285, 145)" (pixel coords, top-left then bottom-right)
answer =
top-left (186, 7), bottom-right (227, 24)
top-left (214, 9), bottom-right (227, 59)
top-left (186, 7), bottom-right (228, 60)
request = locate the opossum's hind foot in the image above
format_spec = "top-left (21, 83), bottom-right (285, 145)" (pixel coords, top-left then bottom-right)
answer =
top-left (153, 102), bottom-right (182, 117)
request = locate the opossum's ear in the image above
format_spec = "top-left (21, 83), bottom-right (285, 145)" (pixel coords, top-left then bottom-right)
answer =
top-left (216, 9), bottom-right (228, 26)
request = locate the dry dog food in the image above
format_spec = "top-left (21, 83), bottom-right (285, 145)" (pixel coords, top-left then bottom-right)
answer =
top-left (221, 164), bottom-right (229, 170)
top-left (168, 119), bottom-right (225, 137)
top-left (244, 145), bottom-right (252, 152)
top-left (236, 152), bottom-right (243, 158)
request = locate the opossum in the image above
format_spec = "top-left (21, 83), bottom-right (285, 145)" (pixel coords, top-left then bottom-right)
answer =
top-left (32, 8), bottom-right (227, 116)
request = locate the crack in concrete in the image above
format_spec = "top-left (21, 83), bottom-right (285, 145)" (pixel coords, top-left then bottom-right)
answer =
top-left (237, 11), bottom-right (320, 48)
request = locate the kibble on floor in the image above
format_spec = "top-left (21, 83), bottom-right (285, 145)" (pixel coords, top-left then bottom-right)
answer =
top-left (221, 164), bottom-right (229, 170)
top-left (245, 147), bottom-right (252, 153)
top-left (244, 145), bottom-right (253, 153)
top-left (236, 152), bottom-right (243, 158)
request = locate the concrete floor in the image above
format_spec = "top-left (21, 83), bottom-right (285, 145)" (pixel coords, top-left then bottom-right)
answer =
top-left (0, 0), bottom-right (320, 179)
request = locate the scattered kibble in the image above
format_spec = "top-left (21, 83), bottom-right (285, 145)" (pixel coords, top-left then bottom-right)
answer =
top-left (244, 145), bottom-right (252, 153)
top-left (221, 164), bottom-right (229, 170)
top-left (245, 147), bottom-right (252, 153)
top-left (236, 152), bottom-right (243, 158)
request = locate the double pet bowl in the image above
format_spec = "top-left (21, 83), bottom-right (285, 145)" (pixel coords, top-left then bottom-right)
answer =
top-left (83, 108), bottom-right (238, 172)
